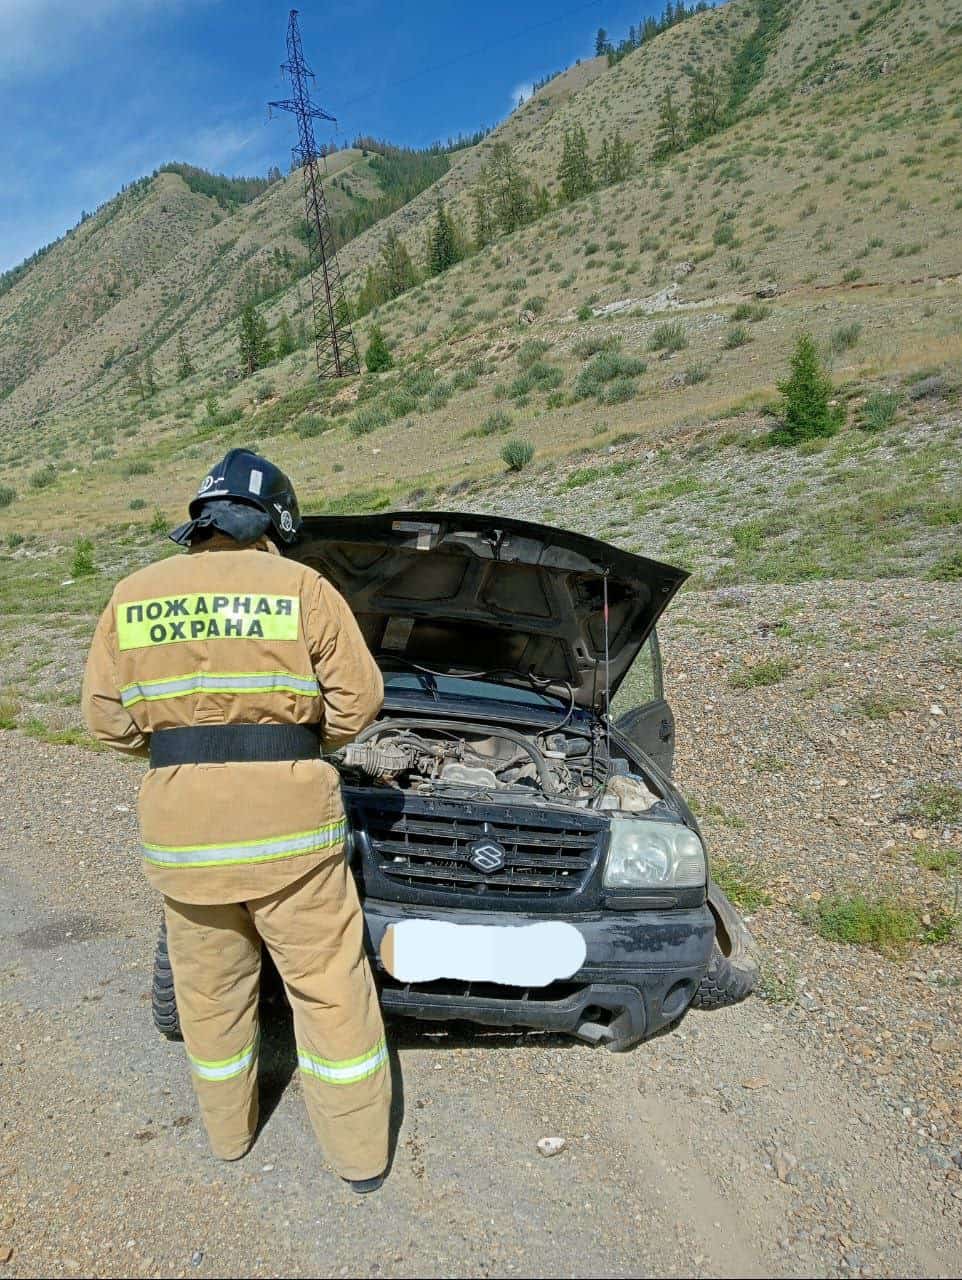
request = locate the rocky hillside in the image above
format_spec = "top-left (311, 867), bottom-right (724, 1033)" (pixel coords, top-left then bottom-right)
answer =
top-left (0, 0), bottom-right (960, 534)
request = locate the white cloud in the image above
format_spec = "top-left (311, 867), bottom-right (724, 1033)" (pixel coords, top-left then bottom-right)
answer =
top-left (0, 0), bottom-right (207, 82)
top-left (191, 122), bottom-right (266, 171)
top-left (510, 81), bottom-right (533, 111)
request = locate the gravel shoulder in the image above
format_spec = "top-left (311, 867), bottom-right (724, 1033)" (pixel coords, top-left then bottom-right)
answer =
top-left (2, 573), bottom-right (961, 1278)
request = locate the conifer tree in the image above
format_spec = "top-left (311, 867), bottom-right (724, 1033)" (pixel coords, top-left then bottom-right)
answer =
top-left (770, 334), bottom-right (844, 444)
top-left (143, 354), bottom-right (157, 397)
top-left (364, 325), bottom-right (393, 373)
top-left (427, 198), bottom-right (462, 275)
top-left (597, 130), bottom-right (634, 186)
top-left (655, 86), bottom-right (683, 157)
top-left (238, 302), bottom-right (272, 377)
top-left (275, 314), bottom-right (295, 359)
top-left (472, 167), bottom-right (497, 248)
top-left (175, 333), bottom-right (194, 380)
top-left (688, 66), bottom-right (727, 141)
top-left (379, 228), bottom-right (417, 299)
top-left (558, 126), bottom-right (593, 202)
top-left (488, 143), bottom-right (532, 235)
top-left (128, 360), bottom-right (145, 403)
top-left (356, 263), bottom-right (386, 316)
top-left (532, 183), bottom-right (551, 218)
top-left (595, 27), bottom-right (610, 56)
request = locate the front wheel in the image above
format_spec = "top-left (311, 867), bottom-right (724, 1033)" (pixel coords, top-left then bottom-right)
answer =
top-left (691, 882), bottom-right (759, 1011)
top-left (152, 919), bottom-right (182, 1040)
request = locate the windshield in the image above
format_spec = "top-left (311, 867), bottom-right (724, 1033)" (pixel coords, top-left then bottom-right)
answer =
top-left (382, 670), bottom-right (562, 710)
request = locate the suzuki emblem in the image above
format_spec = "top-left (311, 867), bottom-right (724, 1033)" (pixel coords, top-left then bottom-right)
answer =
top-left (467, 839), bottom-right (507, 873)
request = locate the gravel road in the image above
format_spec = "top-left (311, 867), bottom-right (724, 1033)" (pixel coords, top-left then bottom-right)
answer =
top-left (2, 578), bottom-right (961, 1279)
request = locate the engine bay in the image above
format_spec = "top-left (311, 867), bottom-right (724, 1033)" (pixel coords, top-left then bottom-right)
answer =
top-left (333, 715), bottom-right (661, 813)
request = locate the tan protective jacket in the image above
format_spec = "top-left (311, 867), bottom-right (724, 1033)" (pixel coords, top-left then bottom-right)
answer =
top-left (82, 537), bottom-right (383, 904)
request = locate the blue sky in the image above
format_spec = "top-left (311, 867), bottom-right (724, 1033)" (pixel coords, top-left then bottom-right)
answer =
top-left (0, 0), bottom-right (669, 274)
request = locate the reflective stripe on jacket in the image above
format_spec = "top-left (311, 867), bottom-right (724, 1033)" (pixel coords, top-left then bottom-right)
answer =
top-left (81, 536), bottom-right (383, 904)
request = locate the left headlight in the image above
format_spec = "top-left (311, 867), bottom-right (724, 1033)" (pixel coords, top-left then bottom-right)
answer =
top-left (603, 817), bottom-right (706, 889)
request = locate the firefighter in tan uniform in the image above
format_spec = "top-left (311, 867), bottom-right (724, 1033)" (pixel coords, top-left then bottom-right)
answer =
top-left (82, 449), bottom-right (391, 1193)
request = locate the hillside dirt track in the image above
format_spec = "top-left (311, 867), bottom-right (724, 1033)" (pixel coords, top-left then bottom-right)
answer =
top-left (1, 580), bottom-right (961, 1279)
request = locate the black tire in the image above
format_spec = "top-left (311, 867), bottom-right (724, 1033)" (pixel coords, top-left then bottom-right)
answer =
top-left (691, 881), bottom-right (759, 1011)
top-left (152, 918), bottom-right (182, 1041)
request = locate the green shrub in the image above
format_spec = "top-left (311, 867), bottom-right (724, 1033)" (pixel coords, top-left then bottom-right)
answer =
top-left (458, 357), bottom-right (488, 383)
top-left (573, 351), bottom-right (647, 400)
top-left (769, 333), bottom-right (844, 445)
top-left (808, 894), bottom-right (920, 954)
top-left (129, 497), bottom-right (147, 510)
top-left (150, 509), bottom-right (167, 534)
top-left (71, 537), bottom-right (96, 578)
top-left (386, 390), bottom-right (418, 419)
top-left (0, 484), bottom-right (15, 508)
top-left (730, 657), bottom-right (795, 689)
top-left (349, 404), bottom-right (390, 437)
top-left (731, 303), bottom-right (769, 323)
top-left (684, 363), bottom-right (709, 385)
top-left (600, 376), bottom-right (639, 404)
top-left (829, 322), bottom-right (862, 354)
top-left (30, 464), bottom-right (57, 489)
top-left (724, 324), bottom-right (752, 349)
top-left (573, 333), bottom-right (621, 360)
top-left (510, 361), bottom-right (564, 400)
top-left (364, 325), bottom-right (393, 372)
top-left (860, 389), bottom-right (899, 431)
top-left (517, 339), bottom-right (550, 368)
top-left (711, 859), bottom-right (770, 913)
top-left (7, 533), bottom-right (24, 549)
top-left (522, 295), bottom-right (547, 314)
top-left (907, 782), bottom-right (962, 824)
top-left (732, 520), bottom-right (764, 551)
top-left (913, 845), bottom-right (960, 875)
top-left (425, 382), bottom-right (452, 410)
top-left (500, 439), bottom-right (535, 471)
top-left (124, 459), bottom-right (154, 477)
top-left (478, 410), bottom-right (513, 436)
top-left (296, 414), bottom-right (331, 437)
top-left (400, 365), bottom-right (438, 397)
top-left (927, 550), bottom-right (962, 582)
top-left (576, 303), bottom-right (593, 321)
top-left (562, 467), bottom-right (603, 490)
top-left (648, 321), bottom-right (688, 353)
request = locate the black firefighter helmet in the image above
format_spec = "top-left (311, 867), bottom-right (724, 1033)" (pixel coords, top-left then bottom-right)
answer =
top-left (170, 448), bottom-right (302, 548)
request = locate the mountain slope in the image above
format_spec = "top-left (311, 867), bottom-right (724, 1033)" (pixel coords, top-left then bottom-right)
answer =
top-left (0, 0), bottom-right (959, 537)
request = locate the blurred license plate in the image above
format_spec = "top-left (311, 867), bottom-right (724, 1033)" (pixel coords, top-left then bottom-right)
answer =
top-left (379, 919), bottom-right (587, 987)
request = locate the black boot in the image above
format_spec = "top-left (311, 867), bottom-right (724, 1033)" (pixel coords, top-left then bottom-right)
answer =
top-left (345, 1173), bottom-right (385, 1194)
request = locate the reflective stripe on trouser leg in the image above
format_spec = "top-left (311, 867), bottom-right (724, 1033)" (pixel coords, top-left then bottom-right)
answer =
top-left (162, 897), bottom-right (262, 1160)
top-left (251, 857), bottom-right (391, 1181)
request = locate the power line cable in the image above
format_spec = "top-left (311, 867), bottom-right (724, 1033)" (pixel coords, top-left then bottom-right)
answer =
top-left (334, 0), bottom-right (605, 114)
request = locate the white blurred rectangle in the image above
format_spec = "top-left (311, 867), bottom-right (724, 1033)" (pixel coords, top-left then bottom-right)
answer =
top-left (381, 919), bottom-right (587, 987)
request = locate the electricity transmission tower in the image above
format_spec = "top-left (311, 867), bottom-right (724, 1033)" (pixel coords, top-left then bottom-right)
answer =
top-left (269, 9), bottom-right (359, 379)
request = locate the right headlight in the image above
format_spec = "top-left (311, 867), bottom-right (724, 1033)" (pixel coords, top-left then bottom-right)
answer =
top-left (603, 817), bottom-right (706, 889)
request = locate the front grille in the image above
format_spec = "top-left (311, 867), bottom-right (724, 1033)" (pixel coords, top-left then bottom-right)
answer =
top-left (349, 793), bottom-right (604, 901)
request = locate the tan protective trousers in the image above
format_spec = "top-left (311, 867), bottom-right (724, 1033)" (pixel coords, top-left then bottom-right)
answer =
top-left (163, 855), bottom-right (391, 1180)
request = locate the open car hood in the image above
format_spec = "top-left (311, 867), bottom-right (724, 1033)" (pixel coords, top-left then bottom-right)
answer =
top-left (289, 511), bottom-right (688, 710)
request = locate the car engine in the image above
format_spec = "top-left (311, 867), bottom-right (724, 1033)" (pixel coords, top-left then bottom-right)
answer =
top-left (334, 716), bottom-right (659, 811)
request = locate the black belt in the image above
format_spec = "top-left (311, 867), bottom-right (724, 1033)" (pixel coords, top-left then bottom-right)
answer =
top-left (149, 723), bottom-right (322, 768)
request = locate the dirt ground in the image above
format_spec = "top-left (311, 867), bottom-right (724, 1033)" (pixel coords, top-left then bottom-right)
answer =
top-left (1, 579), bottom-right (960, 1279)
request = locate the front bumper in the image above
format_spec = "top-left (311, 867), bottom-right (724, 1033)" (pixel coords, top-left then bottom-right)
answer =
top-left (362, 899), bottom-right (715, 1051)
